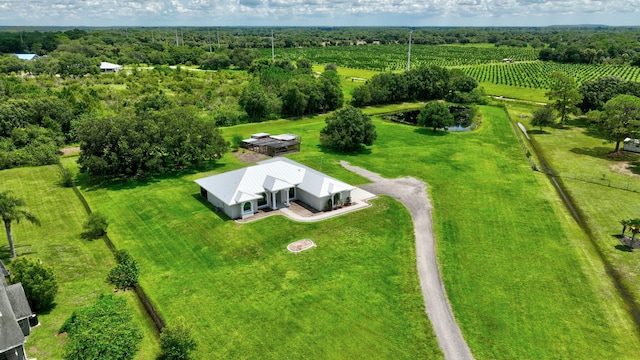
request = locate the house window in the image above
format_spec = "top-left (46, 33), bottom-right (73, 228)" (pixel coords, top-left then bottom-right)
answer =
top-left (243, 202), bottom-right (252, 213)
top-left (288, 187), bottom-right (295, 200)
top-left (258, 193), bottom-right (267, 206)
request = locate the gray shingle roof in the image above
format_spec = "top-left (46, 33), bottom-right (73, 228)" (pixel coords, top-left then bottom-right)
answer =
top-left (6, 284), bottom-right (32, 321)
top-left (0, 286), bottom-right (25, 353)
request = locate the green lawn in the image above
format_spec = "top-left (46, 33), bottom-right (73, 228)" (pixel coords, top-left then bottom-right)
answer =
top-left (64, 104), bottom-right (640, 359)
top-left (0, 165), bottom-right (159, 359)
top-left (514, 106), bottom-right (640, 312)
top-left (67, 155), bottom-right (440, 357)
top-left (479, 82), bottom-right (548, 103)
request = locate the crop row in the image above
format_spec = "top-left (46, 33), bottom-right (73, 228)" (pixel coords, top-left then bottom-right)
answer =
top-left (262, 44), bottom-right (640, 89)
top-left (458, 61), bottom-right (640, 88)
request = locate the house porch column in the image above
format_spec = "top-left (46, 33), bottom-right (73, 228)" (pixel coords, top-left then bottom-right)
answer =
top-left (271, 191), bottom-right (277, 210)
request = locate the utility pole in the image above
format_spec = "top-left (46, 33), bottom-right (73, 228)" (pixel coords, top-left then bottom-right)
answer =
top-left (217, 28), bottom-right (220, 49)
top-left (271, 29), bottom-right (275, 62)
top-left (181, 28), bottom-right (184, 46)
top-left (407, 30), bottom-right (413, 71)
top-left (175, 29), bottom-right (179, 46)
top-left (208, 28), bottom-right (212, 53)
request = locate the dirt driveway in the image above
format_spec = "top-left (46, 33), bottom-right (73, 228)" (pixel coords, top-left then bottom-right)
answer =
top-left (341, 161), bottom-right (474, 360)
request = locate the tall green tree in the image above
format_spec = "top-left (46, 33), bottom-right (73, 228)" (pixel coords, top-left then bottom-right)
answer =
top-left (0, 190), bottom-right (40, 258)
top-left (320, 106), bottom-right (376, 152)
top-left (546, 72), bottom-right (583, 125)
top-left (591, 94), bottom-right (640, 152)
top-left (418, 102), bottom-right (454, 131)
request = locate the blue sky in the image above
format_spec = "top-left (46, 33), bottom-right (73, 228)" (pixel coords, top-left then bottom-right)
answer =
top-left (1, 0), bottom-right (638, 27)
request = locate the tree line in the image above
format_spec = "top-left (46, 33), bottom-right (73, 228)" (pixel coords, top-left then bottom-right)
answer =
top-left (3, 27), bottom-right (640, 75)
top-left (239, 60), bottom-right (343, 120)
top-left (352, 66), bottom-right (481, 107)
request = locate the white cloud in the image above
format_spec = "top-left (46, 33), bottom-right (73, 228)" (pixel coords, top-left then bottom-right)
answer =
top-left (0, 0), bottom-right (638, 26)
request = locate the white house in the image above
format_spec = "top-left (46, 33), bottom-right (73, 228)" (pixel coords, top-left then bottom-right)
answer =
top-left (195, 158), bottom-right (355, 219)
top-left (623, 138), bottom-right (640, 153)
top-left (100, 62), bottom-right (123, 73)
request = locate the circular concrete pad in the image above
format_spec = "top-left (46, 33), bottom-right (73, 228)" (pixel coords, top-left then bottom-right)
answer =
top-left (287, 239), bottom-right (316, 253)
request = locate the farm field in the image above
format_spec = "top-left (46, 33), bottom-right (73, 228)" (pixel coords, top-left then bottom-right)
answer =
top-left (0, 165), bottom-right (160, 359)
top-left (276, 44), bottom-right (640, 94)
top-left (265, 44), bottom-right (538, 70)
top-left (62, 105), bottom-right (640, 359)
top-left (513, 104), bottom-right (640, 312)
top-left (459, 61), bottom-right (640, 88)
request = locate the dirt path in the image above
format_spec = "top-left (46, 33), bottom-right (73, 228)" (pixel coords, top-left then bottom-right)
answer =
top-left (340, 161), bottom-right (474, 360)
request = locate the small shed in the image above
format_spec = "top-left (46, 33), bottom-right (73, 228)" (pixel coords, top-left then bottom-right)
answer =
top-left (623, 138), bottom-right (640, 153)
top-left (100, 62), bottom-right (123, 73)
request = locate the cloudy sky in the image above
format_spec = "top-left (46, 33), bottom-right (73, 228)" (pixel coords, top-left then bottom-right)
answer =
top-left (1, 0), bottom-right (639, 27)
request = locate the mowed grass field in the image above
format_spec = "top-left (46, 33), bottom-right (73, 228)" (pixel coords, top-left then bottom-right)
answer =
top-left (61, 104), bottom-right (640, 359)
top-left (0, 165), bottom-right (159, 359)
top-left (64, 133), bottom-right (441, 358)
top-left (514, 105), bottom-right (640, 312)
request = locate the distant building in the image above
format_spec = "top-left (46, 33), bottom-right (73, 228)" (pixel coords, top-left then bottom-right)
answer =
top-left (623, 138), bottom-right (640, 153)
top-left (100, 62), bottom-right (123, 73)
top-left (14, 54), bottom-right (39, 61)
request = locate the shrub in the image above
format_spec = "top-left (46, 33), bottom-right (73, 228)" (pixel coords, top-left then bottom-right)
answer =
top-left (158, 317), bottom-right (198, 360)
top-left (82, 212), bottom-right (108, 239)
top-left (58, 167), bottom-right (74, 187)
top-left (107, 250), bottom-right (140, 290)
top-left (231, 134), bottom-right (244, 151)
top-left (61, 294), bottom-right (142, 360)
top-left (9, 257), bottom-right (58, 312)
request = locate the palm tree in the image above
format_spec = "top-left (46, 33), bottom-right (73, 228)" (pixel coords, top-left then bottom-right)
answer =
top-left (621, 219), bottom-right (631, 236)
top-left (629, 218), bottom-right (640, 245)
top-left (0, 190), bottom-right (40, 258)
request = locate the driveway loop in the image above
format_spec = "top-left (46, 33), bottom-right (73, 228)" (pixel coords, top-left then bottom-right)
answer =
top-left (341, 161), bottom-right (474, 360)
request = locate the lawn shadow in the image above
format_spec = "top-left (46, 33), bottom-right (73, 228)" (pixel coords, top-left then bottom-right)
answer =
top-left (0, 244), bottom-right (10, 261)
top-left (190, 194), bottom-right (232, 221)
top-left (570, 147), bottom-right (639, 162)
top-left (413, 128), bottom-right (451, 136)
top-left (529, 129), bottom-right (551, 135)
top-left (627, 161), bottom-right (640, 175)
top-left (564, 117), bottom-right (590, 129)
top-left (615, 244), bottom-right (633, 252)
top-left (76, 161), bottom-right (227, 192)
top-left (316, 144), bottom-right (372, 156)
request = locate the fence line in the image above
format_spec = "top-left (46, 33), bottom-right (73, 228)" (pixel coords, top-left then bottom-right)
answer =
top-left (557, 172), bottom-right (640, 193)
top-left (57, 161), bottom-right (166, 332)
top-left (502, 107), bottom-right (538, 171)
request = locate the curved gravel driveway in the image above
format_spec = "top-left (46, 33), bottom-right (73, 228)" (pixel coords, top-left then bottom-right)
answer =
top-left (340, 161), bottom-right (474, 360)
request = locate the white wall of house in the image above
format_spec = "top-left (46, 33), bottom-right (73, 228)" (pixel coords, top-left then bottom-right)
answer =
top-left (297, 188), bottom-right (326, 211)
